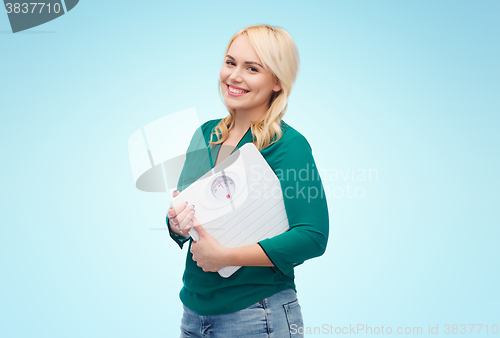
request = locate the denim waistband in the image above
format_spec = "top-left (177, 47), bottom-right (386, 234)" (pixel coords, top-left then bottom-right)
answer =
top-left (259, 288), bottom-right (297, 308)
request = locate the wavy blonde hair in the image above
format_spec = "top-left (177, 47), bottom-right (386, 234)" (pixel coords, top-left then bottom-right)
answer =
top-left (210, 24), bottom-right (300, 151)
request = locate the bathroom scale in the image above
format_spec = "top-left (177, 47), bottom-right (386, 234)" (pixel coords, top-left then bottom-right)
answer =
top-left (170, 143), bottom-right (289, 278)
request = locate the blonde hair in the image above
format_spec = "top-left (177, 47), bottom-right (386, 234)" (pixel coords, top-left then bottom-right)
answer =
top-left (210, 24), bottom-right (300, 151)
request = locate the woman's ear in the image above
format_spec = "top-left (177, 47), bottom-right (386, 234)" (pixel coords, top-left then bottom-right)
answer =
top-left (273, 79), bottom-right (282, 92)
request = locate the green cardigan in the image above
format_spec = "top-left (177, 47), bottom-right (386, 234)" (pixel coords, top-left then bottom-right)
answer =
top-left (166, 118), bottom-right (329, 316)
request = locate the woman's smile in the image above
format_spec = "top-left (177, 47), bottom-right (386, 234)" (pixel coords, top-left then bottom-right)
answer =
top-left (226, 83), bottom-right (250, 97)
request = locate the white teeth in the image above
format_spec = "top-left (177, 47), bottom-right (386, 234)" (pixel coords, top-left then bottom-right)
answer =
top-left (228, 86), bottom-right (248, 94)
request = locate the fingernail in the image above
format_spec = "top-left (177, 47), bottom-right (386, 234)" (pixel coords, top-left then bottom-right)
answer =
top-left (190, 211), bottom-right (195, 215)
top-left (192, 205), bottom-right (195, 209)
top-left (174, 190), bottom-right (178, 193)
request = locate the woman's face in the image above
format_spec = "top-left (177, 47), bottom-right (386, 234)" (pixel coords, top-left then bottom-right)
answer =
top-left (219, 35), bottom-right (281, 116)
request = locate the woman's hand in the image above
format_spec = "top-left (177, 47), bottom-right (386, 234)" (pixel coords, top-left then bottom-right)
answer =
top-left (167, 190), bottom-right (195, 237)
top-left (190, 217), bottom-right (230, 272)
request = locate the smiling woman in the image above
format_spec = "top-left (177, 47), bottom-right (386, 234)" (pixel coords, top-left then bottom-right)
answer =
top-left (165, 24), bottom-right (329, 338)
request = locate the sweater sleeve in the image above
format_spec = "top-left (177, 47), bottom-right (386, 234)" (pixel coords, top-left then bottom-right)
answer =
top-left (166, 150), bottom-right (192, 250)
top-left (165, 120), bottom-right (214, 249)
top-left (166, 215), bottom-right (190, 249)
top-left (258, 135), bottom-right (329, 275)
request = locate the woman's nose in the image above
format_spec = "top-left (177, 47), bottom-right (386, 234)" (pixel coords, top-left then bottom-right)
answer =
top-left (229, 68), bottom-right (243, 82)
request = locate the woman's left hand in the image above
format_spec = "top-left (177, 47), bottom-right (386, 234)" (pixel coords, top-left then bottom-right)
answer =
top-left (190, 216), bottom-right (230, 272)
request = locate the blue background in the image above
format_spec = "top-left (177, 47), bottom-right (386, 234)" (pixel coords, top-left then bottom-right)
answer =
top-left (1, 1), bottom-right (498, 337)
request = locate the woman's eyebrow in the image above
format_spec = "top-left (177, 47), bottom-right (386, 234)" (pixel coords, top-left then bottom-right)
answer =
top-left (226, 54), bottom-right (264, 69)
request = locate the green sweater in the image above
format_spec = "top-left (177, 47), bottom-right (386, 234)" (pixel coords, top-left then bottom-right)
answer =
top-left (166, 118), bottom-right (329, 316)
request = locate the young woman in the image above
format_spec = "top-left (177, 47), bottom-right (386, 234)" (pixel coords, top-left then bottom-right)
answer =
top-left (166, 24), bottom-right (329, 338)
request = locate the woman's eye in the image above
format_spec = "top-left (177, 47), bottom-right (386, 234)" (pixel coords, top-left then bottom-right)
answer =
top-left (225, 61), bottom-right (258, 73)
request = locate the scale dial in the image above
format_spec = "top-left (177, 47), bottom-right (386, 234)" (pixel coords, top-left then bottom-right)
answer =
top-left (211, 175), bottom-right (236, 201)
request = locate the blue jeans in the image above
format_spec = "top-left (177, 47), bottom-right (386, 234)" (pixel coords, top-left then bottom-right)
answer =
top-left (179, 289), bottom-right (304, 337)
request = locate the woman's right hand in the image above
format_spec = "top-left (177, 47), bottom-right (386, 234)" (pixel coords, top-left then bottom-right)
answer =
top-left (167, 190), bottom-right (195, 237)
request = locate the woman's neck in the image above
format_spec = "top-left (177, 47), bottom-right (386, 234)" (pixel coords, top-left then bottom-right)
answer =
top-left (232, 107), bottom-right (267, 134)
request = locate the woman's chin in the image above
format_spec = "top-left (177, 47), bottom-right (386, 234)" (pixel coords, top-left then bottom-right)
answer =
top-left (224, 100), bottom-right (243, 110)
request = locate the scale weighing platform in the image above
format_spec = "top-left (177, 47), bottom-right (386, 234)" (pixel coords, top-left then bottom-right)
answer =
top-left (170, 143), bottom-right (289, 277)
